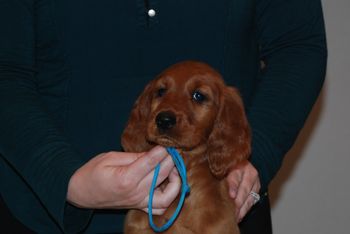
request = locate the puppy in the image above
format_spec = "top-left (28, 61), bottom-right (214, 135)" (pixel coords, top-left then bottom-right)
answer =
top-left (122, 61), bottom-right (251, 234)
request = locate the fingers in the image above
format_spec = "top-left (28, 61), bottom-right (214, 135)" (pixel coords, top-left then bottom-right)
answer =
top-left (101, 151), bottom-right (145, 166)
top-left (226, 161), bottom-right (261, 222)
top-left (141, 155), bottom-right (176, 189)
top-left (69, 147), bottom-right (179, 210)
top-left (226, 169), bottom-right (242, 198)
top-left (124, 147), bottom-right (180, 212)
top-left (153, 169), bottom-right (181, 208)
top-left (237, 180), bottom-right (261, 222)
top-left (141, 169), bottom-right (181, 215)
top-left (128, 146), bottom-right (173, 181)
top-left (142, 207), bottom-right (167, 215)
top-left (234, 166), bottom-right (257, 212)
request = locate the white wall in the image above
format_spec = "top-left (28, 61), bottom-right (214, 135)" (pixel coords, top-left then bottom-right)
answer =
top-left (270, 1), bottom-right (350, 233)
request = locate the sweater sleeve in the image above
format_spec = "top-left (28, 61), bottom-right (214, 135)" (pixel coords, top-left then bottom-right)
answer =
top-left (248, 0), bottom-right (327, 192)
top-left (0, 1), bottom-right (91, 232)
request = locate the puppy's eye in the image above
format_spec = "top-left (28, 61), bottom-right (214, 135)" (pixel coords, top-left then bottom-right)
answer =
top-left (156, 88), bottom-right (167, 97)
top-left (192, 91), bottom-right (206, 103)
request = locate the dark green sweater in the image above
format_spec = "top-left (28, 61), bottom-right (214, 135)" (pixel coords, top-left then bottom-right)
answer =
top-left (0, 0), bottom-right (327, 233)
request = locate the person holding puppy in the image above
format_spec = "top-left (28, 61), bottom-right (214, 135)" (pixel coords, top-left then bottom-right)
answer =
top-left (0, 0), bottom-right (327, 233)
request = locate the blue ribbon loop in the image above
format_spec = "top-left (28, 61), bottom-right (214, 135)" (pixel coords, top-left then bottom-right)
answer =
top-left (148, 147), bottom-right (190, 232)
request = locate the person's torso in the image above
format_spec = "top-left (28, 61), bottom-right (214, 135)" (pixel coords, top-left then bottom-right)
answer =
top-left (36, 0), bottom-right (259, 158)
top-left (34, 1), bottom-right (259, 232)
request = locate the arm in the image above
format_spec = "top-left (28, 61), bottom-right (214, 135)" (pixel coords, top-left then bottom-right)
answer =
top-left (0, 0), bottom-right (91, 232)
top-left (248, 0), bottom-right (327, 192)
top-left (0, 2), bottom-right (181, 232)
top-left (226, 0), bottom-right (327, 220)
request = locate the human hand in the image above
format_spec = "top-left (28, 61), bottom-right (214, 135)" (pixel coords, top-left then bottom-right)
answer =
top-left (226, 160), bottom-right (261, 222)
top-left (67, 146), bottom-right (181, 215)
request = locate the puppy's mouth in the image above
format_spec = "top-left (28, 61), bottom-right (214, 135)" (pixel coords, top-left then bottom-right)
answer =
top-left (147, 131), bottom-right (202, 151)
top-left (147, 134), bottom-right (182, 148)
top-left (147, 111), bottom-right (201, 150)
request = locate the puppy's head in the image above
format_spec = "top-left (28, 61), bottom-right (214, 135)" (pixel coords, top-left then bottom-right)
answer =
top-left (122, 61), bottom-right (250, 178)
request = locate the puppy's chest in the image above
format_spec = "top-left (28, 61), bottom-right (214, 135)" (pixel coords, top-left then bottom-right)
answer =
top-left (165, 165), bottom-right (232, 222)
top-left (176, 155), bottom-right (231, 208)
top-left (185, 165), bottom-right (228, 206)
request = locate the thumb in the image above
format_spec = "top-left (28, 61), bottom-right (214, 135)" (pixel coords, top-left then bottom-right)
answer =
top-left (226, 170), bottom-right (241, 199)
top-left (128, 146), bottom-right (169, 181)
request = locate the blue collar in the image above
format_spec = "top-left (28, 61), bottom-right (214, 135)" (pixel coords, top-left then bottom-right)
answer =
top-left (148, 147), bottom-right (190, 232)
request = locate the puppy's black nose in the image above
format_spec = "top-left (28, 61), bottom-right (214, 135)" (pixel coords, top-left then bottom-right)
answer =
top-left (156, 111), bottom-right (176, 131)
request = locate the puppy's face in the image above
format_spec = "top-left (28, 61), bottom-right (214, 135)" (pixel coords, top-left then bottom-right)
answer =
top-left (145, 62), bottom-right (224, 150)
top-left (122, 61), bottom-right (250, 177)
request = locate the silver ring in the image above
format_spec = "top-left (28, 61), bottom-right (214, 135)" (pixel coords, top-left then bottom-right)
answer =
top-left (249, 191), bottom-right (260, 205)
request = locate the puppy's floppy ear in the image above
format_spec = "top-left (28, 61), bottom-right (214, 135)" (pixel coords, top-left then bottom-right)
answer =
top-left (121, 81), bottom-right (155, 152)
top-left (207, 87), bottom-right (251, 179)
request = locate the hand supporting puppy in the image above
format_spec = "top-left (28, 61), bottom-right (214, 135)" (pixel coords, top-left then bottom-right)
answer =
top-left (67, 146), bottom-right (181, 215)
top-left (226, 160), bottom-right (261, 222)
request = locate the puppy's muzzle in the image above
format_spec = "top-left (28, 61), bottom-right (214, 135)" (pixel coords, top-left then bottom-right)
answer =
top-left (156, 111), bottom-right (176, 132)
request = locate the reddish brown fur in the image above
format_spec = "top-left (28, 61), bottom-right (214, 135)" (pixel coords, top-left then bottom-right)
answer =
top-left (121, 61), bottom-right (251, 234)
